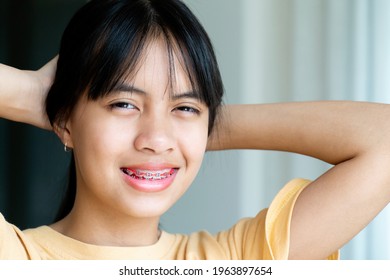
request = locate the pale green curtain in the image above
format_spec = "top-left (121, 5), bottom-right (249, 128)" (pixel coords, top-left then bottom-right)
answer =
top-left (250, 0), bottom-right (390, 260)
top-left (289, 0), bottom-right (390, 260)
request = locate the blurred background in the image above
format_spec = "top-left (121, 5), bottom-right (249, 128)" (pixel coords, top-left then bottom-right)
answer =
top-left (1, 0), bottom-right (390, 259)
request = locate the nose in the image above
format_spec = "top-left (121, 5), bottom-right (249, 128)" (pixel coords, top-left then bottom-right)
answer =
top-left (134, 111), bottom-right (175, 155)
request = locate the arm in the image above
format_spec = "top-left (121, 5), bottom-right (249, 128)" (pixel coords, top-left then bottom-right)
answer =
top-left (209, 102), bottom-right (390, 259)
top-left (0, 57), bottom-right (57, 129)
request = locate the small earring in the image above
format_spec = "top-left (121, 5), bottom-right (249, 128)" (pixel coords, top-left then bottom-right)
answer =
top-left (64, 143), bottom-right (72, 152)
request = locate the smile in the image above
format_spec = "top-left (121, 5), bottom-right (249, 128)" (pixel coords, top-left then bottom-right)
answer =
top-left (120, 167), bottom-right (178, 193)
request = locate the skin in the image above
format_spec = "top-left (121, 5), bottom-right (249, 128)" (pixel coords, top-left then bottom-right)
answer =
top-left (1, 47), bottom-right (390, 259)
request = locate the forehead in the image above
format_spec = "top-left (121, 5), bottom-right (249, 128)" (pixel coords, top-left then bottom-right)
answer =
top-left (121, 38), bottom-right (196, 95)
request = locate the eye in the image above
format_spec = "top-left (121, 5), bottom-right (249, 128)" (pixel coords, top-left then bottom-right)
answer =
top-left (175, 106), bottom-right (200, 115)
top-left (110, 102), bottom-right (137, 110)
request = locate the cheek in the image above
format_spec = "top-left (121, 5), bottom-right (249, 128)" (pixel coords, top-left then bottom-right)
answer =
top-left (179, 125), bottom-right (208, 165)
top-left (187, 115), bottom-right (209, 162)
top-left (71, 118), bottom-right (131, 161)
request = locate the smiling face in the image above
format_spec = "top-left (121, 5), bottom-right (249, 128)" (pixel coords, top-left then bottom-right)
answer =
top-left (61, 39), bottom-right (209, 222)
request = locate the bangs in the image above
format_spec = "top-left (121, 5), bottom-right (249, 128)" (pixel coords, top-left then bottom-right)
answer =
top-left (90, 30), bottom-right (203, 103)
top-left (86, 24), bottom-right (205, 106)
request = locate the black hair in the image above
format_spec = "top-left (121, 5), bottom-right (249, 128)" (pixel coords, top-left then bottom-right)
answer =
top-left (46, 0), bottom-right (224, 222)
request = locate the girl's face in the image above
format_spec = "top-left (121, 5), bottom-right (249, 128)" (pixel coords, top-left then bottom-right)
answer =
top-left (63, 39), bottom-right (209, 220)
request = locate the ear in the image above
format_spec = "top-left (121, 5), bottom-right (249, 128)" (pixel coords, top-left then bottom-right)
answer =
top-left (53, 120), bottom-right (74, 149)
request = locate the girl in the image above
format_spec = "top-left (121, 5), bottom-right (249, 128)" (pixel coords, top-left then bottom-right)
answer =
top-left (1, 0), bottom-right (389, 260)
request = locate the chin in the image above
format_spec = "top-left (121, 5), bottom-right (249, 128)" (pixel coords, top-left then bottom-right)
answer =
top-left (118, 200), bottom-right (174, 219)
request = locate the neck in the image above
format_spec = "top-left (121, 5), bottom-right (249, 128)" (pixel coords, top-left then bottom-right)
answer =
top-left (50, 204), bottom-right (161, 247)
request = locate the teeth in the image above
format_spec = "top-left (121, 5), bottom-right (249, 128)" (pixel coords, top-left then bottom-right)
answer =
top-left (122, 168), bottom-right (175, 180)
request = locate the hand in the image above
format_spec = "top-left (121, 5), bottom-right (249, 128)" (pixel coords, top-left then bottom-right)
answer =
top-left (0, 56), bottom-right (57, 130)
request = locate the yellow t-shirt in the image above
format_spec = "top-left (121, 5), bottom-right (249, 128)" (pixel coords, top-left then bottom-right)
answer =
top-left (0, 178), bottom-right (339, 260)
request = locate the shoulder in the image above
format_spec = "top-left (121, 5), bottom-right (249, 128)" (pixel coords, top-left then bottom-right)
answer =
top-left (191, 178), bottom-right (316, 260)
top-left (0, 213), bottom-right (41, 259)
top-left (167, 178), bottom-right (313, 260)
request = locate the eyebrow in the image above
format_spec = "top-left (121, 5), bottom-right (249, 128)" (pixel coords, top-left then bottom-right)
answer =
top-left (111, 84), bottom-right (146, 95)
top-left (170, 91), bottom-right (201, 101)
top-left (111, 83), bottom-right (201, 101)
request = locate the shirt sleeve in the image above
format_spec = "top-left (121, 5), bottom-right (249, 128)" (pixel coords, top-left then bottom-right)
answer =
top-left (0, 212), bottom-right (32, 259)
top-left (216, 178), bottom-right (340, 260)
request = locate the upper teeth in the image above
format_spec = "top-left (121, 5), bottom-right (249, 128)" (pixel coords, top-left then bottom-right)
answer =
top-left (124, 168), bottom-right (174, 180)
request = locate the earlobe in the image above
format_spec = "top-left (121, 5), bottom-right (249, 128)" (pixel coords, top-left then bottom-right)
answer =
top-left (53, 121), bottom-right (74, 150)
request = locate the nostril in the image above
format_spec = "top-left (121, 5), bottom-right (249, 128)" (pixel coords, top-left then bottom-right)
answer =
top-left (134, 131), bottom-right (175, 154)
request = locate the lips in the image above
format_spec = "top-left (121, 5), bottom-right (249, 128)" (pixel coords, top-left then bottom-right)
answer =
top-left (120, 166), bottom-right (179, 192)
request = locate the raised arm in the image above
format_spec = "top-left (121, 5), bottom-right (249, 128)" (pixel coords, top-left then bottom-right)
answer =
top-left (0, 57), bottom-right (57, 129)
top-left (209, 102), bottom-right (390, 259)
